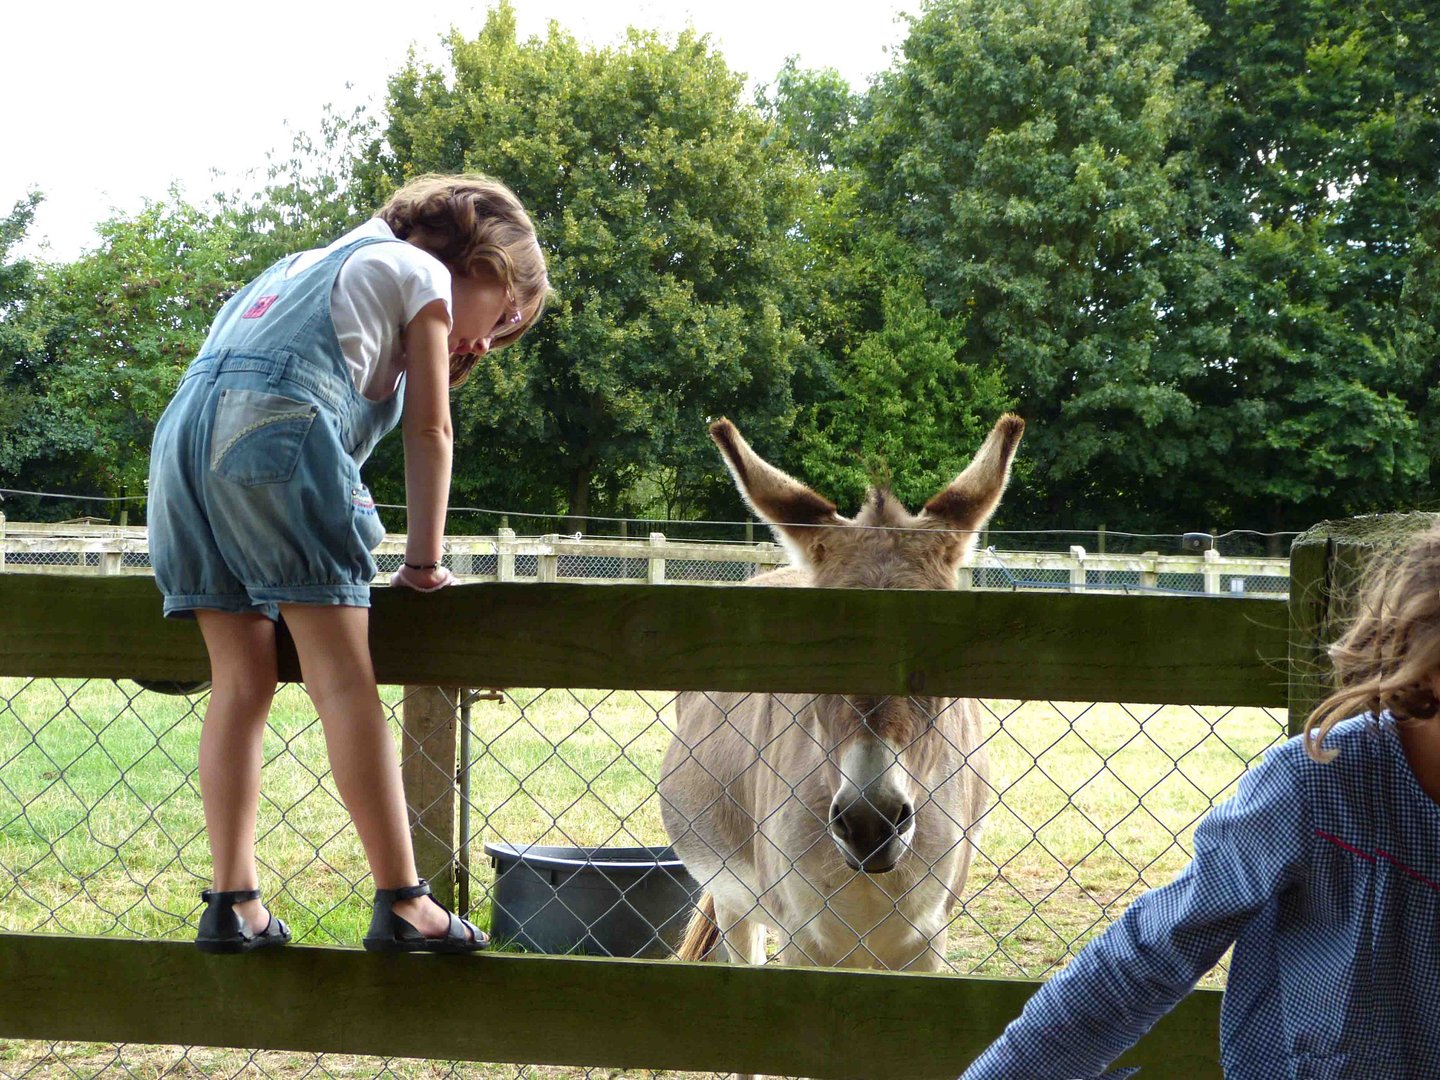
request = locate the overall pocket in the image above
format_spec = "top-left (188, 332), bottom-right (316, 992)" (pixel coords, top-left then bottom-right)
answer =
top-left (209, 388), bottom-right (318, 486)
top-left (351, 483), bottom-right (387, 552)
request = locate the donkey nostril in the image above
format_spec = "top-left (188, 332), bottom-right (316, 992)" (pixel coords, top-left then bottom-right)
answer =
top-left (894, 801), bottom-right (915, 830)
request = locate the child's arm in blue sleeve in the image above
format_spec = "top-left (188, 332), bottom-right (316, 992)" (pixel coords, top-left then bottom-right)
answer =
top-left (960, 740), bottom-right (1311, 1079)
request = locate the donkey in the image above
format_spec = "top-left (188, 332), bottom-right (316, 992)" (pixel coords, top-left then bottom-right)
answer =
top-left (659, 413), bottom-right (1023, 982)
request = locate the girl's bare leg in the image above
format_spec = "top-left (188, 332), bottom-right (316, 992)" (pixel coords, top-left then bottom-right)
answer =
top-left (195, 610), bottom-right (279, 933)
top-left (280, 603), bottom-right (465, 939)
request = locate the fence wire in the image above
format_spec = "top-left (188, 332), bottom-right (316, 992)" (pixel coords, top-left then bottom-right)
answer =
top-left (0, 677), bottom-right (1286, 1078)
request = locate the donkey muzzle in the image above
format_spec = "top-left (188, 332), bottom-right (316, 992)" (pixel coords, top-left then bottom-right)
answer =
top-left (829, 792), bottom-right (915, 874)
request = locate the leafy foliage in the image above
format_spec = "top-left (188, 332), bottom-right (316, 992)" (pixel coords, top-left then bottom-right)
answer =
top-left (856, 0), bottom-right (1209, 527)
top-left (2, 0), bottom-right (1436, 537)
top-left (0, 193), bottom-right (95, 517)
top-left (798, 276), bottom-right (1013, 510)
top-left (35, 196), bottom-right (247, 498)
top-left (1172, 0), bottom-right (1436, 532)
top-left (356, 4), bottom-right (813, 526)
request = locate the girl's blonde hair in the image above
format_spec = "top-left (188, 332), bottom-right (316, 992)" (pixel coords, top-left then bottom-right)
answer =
top-left (376, 173), bottom-right (550, 386)
top-left (1305, 521), bottom-right (1440, 761)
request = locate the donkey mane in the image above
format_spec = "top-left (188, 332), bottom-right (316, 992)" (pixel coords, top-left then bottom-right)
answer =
top-left (856, 488), bottom-right (909, 528)
top-left (805, 487), bottom-right (975, 592)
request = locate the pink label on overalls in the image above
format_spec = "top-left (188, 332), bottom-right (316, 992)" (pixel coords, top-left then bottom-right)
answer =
top-left (241, 294), bottom-right (280, 319)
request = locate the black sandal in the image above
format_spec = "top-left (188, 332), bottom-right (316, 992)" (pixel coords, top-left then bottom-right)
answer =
top-left (363, 878), bottom-right (488, 953)
top-left (195, 888), bottom-right (292, 954)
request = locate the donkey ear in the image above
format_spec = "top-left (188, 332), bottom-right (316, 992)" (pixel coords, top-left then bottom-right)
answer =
top-left (920, 413), bottom-right (1025, 544)
top-left (710, 418), bottom-right (843, 565)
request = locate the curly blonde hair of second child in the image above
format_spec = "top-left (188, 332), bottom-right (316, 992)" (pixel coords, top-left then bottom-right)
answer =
top-left (1305, 521), bottom-right (1440, 762)
top-left (376, 173), bottom-right (550, 386)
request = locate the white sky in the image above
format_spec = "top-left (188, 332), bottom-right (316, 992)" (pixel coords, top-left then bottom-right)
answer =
top-left (4, 1), bottom-right (912, 262)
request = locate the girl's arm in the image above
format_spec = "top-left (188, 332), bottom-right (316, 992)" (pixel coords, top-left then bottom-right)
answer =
top-left (960, 742), bottom-right (1311, 1080)
top-left (397, 299), bottom-right (454, 586)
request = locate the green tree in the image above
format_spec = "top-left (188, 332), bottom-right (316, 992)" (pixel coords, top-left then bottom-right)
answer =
top-left (1379, 1), bottom-right (1440, 500)
top-left (760, 58), bottom-right (861, 172)
top-left (1403, 192), bottom-right (1440, 472)
top-left (798, 276), bottom-right (1013, 509)
top-left (1177, 0), bottom-right (1436, 534)
top-left (356, 3), bottom-right (813, 527)
top-left (0, 194), bottom-right (106, 518)
top-left (0, 194), bottom-right (41, 356)
top-left (858, 0), bottom-right (1208, 529)
top-left (38, 195), bottom-right (246, 499)
top-left (1, 104), bottom-right (380, 518)
top-left (217, 103), bottom-right (380, 281)
top-left (757, 62), bottom-right (1019, 516)
top-left (0, 194), bottom-right (45, 427)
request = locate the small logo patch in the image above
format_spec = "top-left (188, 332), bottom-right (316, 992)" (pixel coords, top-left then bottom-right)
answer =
top-left (241, 294), bottom-right (280, 319)
top-left (352, 488), bottom-right (377, 515)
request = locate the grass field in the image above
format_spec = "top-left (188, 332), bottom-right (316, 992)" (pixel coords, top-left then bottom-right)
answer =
top-left (0, 678), bottom-right (1286, 1078)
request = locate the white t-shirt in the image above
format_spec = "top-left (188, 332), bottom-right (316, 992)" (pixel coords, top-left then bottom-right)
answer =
top-left (286, 219), bottom-right (452, 401)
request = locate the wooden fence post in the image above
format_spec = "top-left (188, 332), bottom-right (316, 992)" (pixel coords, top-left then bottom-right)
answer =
top-left (537, 535), bottom-right (559, 583)
top-left (956, 555), bottom-right (974, 590)
top-left (1287, 513), bottom-right (1438, 736)
top-left (98, 543), bottom-right (121, 577)
top-left (1068, 546), bottom-right (1086, 591)
top-left (496, 527), bottom-right (516, 583)
top-left (1139, 551), bottom-right (1159, 590)
top-left (1202, 548), bottom-right (1222, 595)
top-left (401, 685), bottom-right (460, 908)
top-left (648, 532), bottom-right (667, 584)
top-left (1095, 523), bottom-right (1107, 589)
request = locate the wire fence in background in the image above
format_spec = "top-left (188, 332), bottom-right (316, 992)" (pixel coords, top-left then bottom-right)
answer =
top-left (0, 483), bottom-right (1301, 558)
top-left (0, 521), bottom-right (1292, 596)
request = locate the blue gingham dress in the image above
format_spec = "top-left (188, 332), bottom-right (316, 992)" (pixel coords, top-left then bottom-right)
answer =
top-left (961, 714), bottom-right (1440, 1080)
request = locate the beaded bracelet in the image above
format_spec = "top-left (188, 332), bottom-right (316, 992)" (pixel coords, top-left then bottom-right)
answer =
top-left (404, 561), bottom-right (441, 571)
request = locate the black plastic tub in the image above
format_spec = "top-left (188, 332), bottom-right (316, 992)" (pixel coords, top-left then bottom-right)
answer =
top-left (484, 842), bottom-right (702, 958)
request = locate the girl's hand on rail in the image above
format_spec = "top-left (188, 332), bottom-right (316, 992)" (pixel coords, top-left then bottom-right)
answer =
top-left (389, 564), bottom-right (455, 592)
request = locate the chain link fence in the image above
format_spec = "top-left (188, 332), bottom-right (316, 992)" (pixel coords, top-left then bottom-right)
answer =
top-left (967, 546), bottom-right (1290, 598)
top-left (0, 543), bottom-right (766, 585)
top-left (1, 675), bottom-right (1286, 1077)
top-left (0, 527), bottom-right (777, 586)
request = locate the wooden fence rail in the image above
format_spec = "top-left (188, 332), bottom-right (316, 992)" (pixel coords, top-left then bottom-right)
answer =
top-left (0, 935), bottom-right (1223, 1079)
top-left (0, 575), bottom-right (1289, 705)
top-left (0, 512), bottom-right (1402, 1078)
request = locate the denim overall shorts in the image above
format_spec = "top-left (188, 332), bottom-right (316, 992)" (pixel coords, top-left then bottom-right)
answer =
top-left (148, 235), bottom-right (408, 620)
